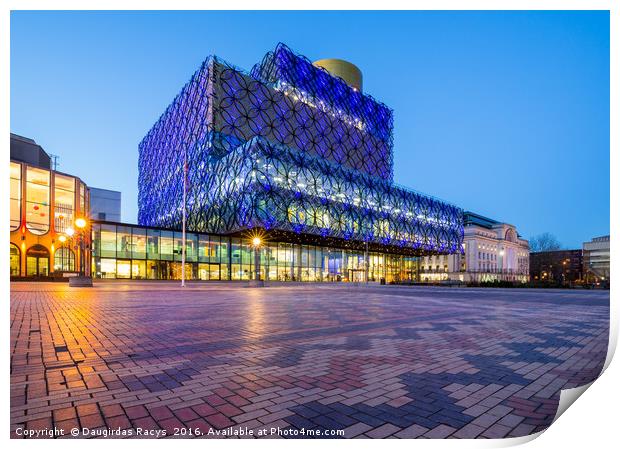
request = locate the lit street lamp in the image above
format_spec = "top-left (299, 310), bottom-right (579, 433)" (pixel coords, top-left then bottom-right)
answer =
top-left (562, 259), bottom-right (569, 286)
top-left (499, 249), bottom-right (505, 280)
top-left (68, 217), bottom-right (92, 287)
top-left (250, 235), bottom-right (264, 287)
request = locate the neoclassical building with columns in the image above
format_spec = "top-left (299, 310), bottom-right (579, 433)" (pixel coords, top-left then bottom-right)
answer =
top-left (419, 212), bottom-right (530, 283)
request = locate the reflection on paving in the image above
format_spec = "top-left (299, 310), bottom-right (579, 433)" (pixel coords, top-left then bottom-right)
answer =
top-left (10, 282), bottom-right (609, 439)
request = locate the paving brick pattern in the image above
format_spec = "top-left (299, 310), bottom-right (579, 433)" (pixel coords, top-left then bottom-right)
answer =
top-left (10, 282), bottom-right (609, 439)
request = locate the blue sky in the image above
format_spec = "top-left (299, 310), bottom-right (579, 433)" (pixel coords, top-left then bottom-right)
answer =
top-left (10, 11), bottom-right (609, 248)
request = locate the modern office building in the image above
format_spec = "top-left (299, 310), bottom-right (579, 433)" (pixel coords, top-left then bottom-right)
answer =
top-left (583, 235), bottom-right (610, 284)
top-left (418, 212), bottom-right (530, 283)
top-left (136, 43), bottom-right (464, 282)
top-left (89, 187), bottom-right (122, 221)
top-left (9, 157), bottom-right (91, 278)
top-left (530, 249), bottom-right (583, 285)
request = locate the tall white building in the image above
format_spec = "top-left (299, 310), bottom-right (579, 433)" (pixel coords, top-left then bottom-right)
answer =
top-left (419, 212), bottom-right (529, 283)
top-left (582, 235), bottom-right (610, 283)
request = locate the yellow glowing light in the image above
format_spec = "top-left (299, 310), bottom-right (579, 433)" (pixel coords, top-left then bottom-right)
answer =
top-left (75, 217), bottom-right (87, 229)
top-left (66, 227), bottom-right (75, 237)
top-left (59, 235), bottom-right (67, 243)
top-left (248, 229), bottom-right (267, 249)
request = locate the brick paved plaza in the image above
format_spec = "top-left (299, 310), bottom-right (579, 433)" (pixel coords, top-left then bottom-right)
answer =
top-left (10, 282), bottom-right (609, 439)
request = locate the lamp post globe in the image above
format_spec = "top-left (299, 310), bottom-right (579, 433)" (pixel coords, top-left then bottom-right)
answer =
top-left (75, 217), bottom-right (87, 229)
top-left (68, 218), bottom-right (92, 287)
top-left (250, 234), bottom-right (264, 287)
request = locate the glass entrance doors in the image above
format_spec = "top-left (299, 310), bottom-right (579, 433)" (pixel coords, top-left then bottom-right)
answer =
top-left (348, 269), bottom-right (366, 282)
top-left (26, 245), bottom-right (49, 277)
top-left (198, 263), bottom-right (221, 280)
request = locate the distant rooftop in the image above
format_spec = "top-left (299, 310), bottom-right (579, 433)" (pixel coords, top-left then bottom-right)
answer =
top-left (590, 235), bottom-right (610, 242)
top-left (463, 211), bottom-right (499, 229)
top-left (89, 186), bottom-right (122, 195)
top-left (10, 133), bottom-right (51, 169)
top-left (11, 133), bottom-right (38, 145)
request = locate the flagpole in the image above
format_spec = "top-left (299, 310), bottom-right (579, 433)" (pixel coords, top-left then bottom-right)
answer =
top-left (182, 147), bottom-right (187, 287)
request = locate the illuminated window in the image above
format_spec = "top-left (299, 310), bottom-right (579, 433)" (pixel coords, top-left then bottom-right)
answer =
top-left (53, 247), bottom-right (75, 272)
top-left (116, 226), bottom-right (132, 258)
top-left (147, 229), bottom-right (160, 259)
top-left (26, 244), bottom-right (49, 276)
top-left (54, 173), bottom-right (75, 233)
top-left (116, 260), bottom-right (131, 279)
top-left (10, 243), bottom-right (20, 276)
top-left (132, 228), bottom-right (146, 259)
top-left (198, 235), bottom-right (210, 262)
top-left (10, 162), bottom-right (21, 231)
top-left (160, 231), bottom-right (174, 261)
top-left (26, 167), bottom-right (50, 235)
top-left (132, 260), bottom-right (146, 279)
top-left (184, 233), bottom-right (198, 262)
top-left (100, 224), bottom-right (116, 257)
top-left (79, 182), bottom-right (86, 216)
top-left (99, 258), bottom-right (116, 278)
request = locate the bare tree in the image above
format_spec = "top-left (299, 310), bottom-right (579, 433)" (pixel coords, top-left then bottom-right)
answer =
top-left (529, 232), bottom-right (562, 252)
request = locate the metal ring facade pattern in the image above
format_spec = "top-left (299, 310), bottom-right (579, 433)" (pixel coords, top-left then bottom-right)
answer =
top-left (138, 44), bottom-right (464, 255)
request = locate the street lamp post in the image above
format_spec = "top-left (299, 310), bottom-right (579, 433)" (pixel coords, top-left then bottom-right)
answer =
top-left (499, 249), bottom-right (505, 281)
top-left (562, 259), bottom-right (568, 287)
top-left (75, 217), bottom-right (87, 276)
top-left (250, 236), bottom-right (264, 287)
top-left (58, 234), bottom-right (68, 272)
top-left (365, 240), bottom-right (369, 284)
top-left (69, 217), bottom-right (92, 287)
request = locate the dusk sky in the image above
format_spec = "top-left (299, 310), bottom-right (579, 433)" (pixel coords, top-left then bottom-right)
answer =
top-left (10, 11), bottom-right (609, 248)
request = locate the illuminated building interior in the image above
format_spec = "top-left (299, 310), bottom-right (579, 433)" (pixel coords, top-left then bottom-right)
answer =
top-left (11, 45), bottom-right (532, 283)
top-left (9, 159), bottom-right (90, 278)
top-left (136, 43), bottom-right (464, 281)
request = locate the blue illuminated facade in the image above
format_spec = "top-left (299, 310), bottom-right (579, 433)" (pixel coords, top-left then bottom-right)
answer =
top-left (138, 44), bottom-right (463, 257)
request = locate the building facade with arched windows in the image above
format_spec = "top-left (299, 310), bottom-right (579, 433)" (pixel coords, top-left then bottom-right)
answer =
top-left (9, 46), bottom-right (534, 284)
top-left (419, 212), bottom-right (530, 283)
top-left (9, 159), bottom-right (91, 279)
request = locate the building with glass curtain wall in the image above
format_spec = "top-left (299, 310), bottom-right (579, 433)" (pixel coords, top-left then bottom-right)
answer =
top-left (9, 159), bottom-right (91, 278)
top-left (136, 43), bottom-right (463, 280)
top-left (91, 221), bottom-right (418, 282)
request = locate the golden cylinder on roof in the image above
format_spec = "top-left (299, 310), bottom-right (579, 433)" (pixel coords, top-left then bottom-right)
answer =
top-left (313, 58), bottom-right (363, 92)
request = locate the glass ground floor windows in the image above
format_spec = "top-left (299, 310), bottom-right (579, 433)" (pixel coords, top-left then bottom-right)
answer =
top-left (92, 246), bottom-right (419, 282)
top-left (90, 222), bottom-right (422, 282)
top-left (10, 244), bottom-right (20, 276)
top-left (53, 247), bottom-right (75, 272)
top-left (116, 260), bottom-right (131, 279)
top-left (198, 263), bottom-right (221, 280)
